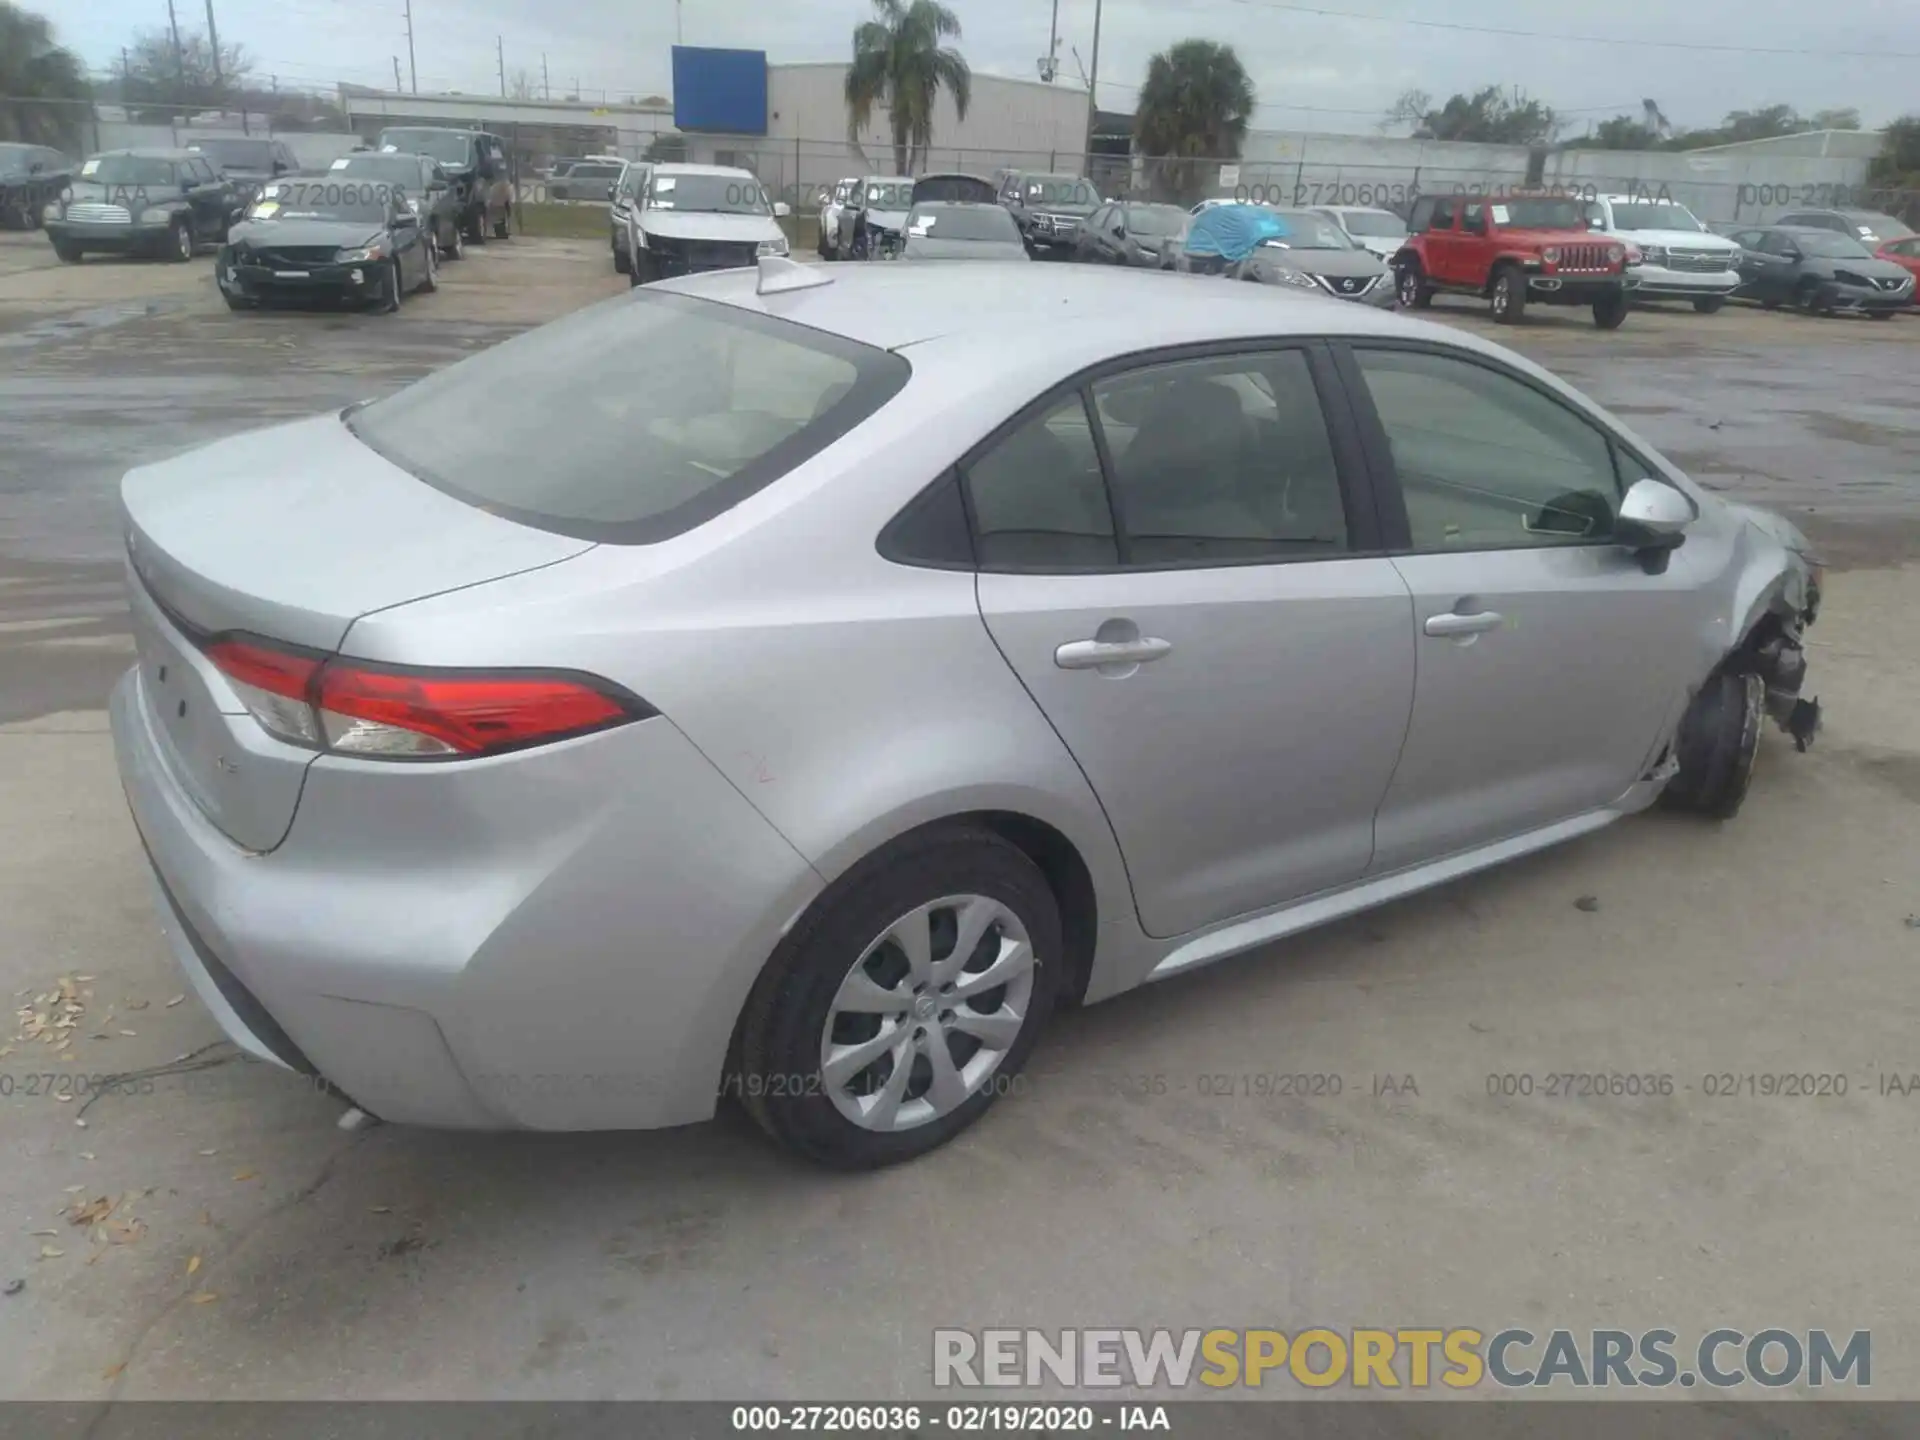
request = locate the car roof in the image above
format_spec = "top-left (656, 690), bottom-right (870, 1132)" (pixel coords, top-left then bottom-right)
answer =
top-left (650, 163), bottom-right (757, 179)
top-left (910, 200), bottom-right (1002, 211)
top-left (92, 148), bottom-right (197, 160)
top-left (661, 261), bottom-right (1498, 354)
top-left (859, 175), bottom-right (913, 183)
top-left (1318, 204), bottom-right (1399, 215)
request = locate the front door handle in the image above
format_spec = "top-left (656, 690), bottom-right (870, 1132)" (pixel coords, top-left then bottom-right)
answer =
top-left (1055, 637), bottom-right (1173, 670)
top-left (1424, 610), bottom-right (1504, 637)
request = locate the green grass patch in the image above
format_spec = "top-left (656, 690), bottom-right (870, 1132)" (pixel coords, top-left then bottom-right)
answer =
top-left (514, 202), bottom-right (615, 240)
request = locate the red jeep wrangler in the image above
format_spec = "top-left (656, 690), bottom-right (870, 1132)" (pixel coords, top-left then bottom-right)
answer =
top-left (1392, 192), bottom-right (1633, 328)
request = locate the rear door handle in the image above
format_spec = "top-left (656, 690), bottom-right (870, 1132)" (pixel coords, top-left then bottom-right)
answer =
top-left (1424, 610), bottom-right (1504, 637)
top-left (1055, 637), bottom-right (1173, 670)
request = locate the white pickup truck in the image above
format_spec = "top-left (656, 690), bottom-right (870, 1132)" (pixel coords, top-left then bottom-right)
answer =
top-left (1585, 195), bottom-right (1744, 312)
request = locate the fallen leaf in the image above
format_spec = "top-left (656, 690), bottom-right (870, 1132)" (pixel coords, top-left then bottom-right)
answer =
top-left (197, 1148), bottom-right (218, 1156)
top-left (38, 1247), bottom-right (64, 1260)
top-left (76, 976), bottom-right (94, 984)
top-left (368, 1206), bottom-right (392, 1214)
top-left (102, 1363), bottom-right (125, 1380)
top-left (199, 1210), bottom-right (212, 1226)
top-left (231, 1170), bottom-right (256, 1182)
top-left (188, 1291), bottom-right (218, 1305)
top-left (89, 1033), bottom-right (110, 1041)
top-left (186, 1255), bottom-right (201, 1276)
top-left (67, 1196), bottom-right (115, 1227)
top-left (3, 1278), bottom-right (23, 1296)
top-left (86, 1249), bottom-right (106, 1266)
top-left (74, 1118), bottom-right (87, 1128)
top-left (63, 1184), bottom-right (86, 1193)
top-left (78, 1153), bottom-right (94, 1161)
top-left (126, 1000), bottom-right (150, 1011)
top-left (118, 1030), bottom-right (137, 1038)
top-left (1574, 895), bottom-right (1600, 912)
top-left (165, 996), bottom-right (186, 1008)
top-left (29, 1230), bottom-right (58, 1238)
top-left (54, 1093), bottom-right (72, 1102)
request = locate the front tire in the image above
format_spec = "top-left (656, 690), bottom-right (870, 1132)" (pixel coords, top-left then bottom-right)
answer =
top-left (378, 258), bottom-right (403, 313)
top-left (613, 240), bottom-right (630, 274)
top-left (1593, 290), bottom-right (1629, 329)
top-left (492, 203), bottom-right (511, 239)
top-left (1490, 264), bottom-right (1526, 324)
top-left (169, 219), bottom-right (194, 263)
top-left (1660, 668), bottom-right (1764, 819)
top-left (53, 240), bottom-right (83, 263)
top-left (418, 242), bottom-right (437, 294)
top-left (440, 219), bottom-right (464, 261)
top-left (733, 827), bottom-right (1061, 1169)
top-left (1395, 262), bottom-right (1432, 309)
top-left (1693, 296), bottom-right (1726, 315)
top-left (466, 206), bottom-right (489, 246)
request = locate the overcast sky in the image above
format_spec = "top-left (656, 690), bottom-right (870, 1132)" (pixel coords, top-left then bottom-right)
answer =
top-left (51, 0), bottom-right (1920, 134)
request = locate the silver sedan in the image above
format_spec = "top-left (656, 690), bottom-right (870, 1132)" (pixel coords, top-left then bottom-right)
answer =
top-left (110, 259), bottom-right (1821, 1168)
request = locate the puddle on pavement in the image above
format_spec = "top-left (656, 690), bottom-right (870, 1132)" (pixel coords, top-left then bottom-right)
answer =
top-left (0, 297), bottom-right (188, 351)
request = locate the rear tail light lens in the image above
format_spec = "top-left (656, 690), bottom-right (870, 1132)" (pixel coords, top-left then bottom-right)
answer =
top-left (204, 635), bottom-right (652, 760)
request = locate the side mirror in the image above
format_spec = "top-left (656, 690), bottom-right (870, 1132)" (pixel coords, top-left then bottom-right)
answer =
top-left (1616, 478), bottom-right (1692, 569)
top-left (773, 200), bottom-right (791, 218)
top-left (606, 183), bottom-right (617, 200)
top-left (273, 161), bottom-right (289, 174)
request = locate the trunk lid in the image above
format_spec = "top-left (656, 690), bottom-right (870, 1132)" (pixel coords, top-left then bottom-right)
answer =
top-left (121, 410), bottom-right (594, 851)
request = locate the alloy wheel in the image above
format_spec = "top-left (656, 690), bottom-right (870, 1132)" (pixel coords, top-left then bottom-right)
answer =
top-left (819, 895), bottom-right (1036, 1133)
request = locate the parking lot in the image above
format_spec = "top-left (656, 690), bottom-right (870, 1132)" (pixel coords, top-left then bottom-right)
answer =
top-left (3, 228), bottom-right (1918, 1400)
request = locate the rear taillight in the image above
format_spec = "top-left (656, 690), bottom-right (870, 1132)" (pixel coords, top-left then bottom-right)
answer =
top-left (205, 635), bottom-right (651, 760)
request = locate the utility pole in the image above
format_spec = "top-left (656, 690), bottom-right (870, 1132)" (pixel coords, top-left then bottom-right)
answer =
top-left (393, 55), bottom-right (403, 90)
top-left (403, 0), bottom-right (418, 93)
top-left (676, 0), bottom-right (684, 46)
top-left (1082, 0), bottom-right (1103, 172)
top-left (1044, 0), bottom-right (1059, 81)
top-left (496, 35), bottom-right (505, 97)
top-left (543, 53), bottom-right (550, 100)
top-left (165, 0), bottom-right (186, 124)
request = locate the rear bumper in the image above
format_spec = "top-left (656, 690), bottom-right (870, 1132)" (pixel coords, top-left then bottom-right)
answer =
top-left (110, 666), bottom-right (823, 1131)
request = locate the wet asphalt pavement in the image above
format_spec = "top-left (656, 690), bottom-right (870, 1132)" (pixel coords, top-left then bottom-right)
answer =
top-left (2, 235), bottom-right (1918, 727)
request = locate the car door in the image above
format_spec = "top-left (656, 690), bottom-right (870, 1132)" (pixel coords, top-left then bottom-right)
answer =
top-left (1078, 204), bottom-right (1108, 260)
top-left (391, 194), bottom-right (427, 285)
top-left (179, 159), bottom-right (221, 239)
top-left (1422, 197), bottom-right (1462, 284)
top-left (1337, 341), bottom-right (1715, 872)
top-left (972, 343), bottom-right (1416, 939)
top-left (1749, 230), bottom-right (1808, 301)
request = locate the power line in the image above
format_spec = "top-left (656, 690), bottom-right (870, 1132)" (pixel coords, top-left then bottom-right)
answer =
top-left (1216, 0), bottom-right (1920, 60)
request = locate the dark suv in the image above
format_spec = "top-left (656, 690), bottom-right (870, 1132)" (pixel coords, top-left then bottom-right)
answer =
top-left (372, 127), bottom-right (513, 242)
top-left (996, 170), bottom-right (1102, 257)
top-left (0, 142), bottom-right (73, 229)
top-left (186, 136), bottom-right (298, 206)
top-left (1771, 208), bottom-right (1914, 250)
top-left (1393, 192), bottom-right (1632, 327)
top-left (43, 148), bottom-right (241, 262)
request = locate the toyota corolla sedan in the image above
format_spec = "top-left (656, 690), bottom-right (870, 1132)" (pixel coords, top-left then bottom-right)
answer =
top-left (111, 259), bottom-right (1822, 1169)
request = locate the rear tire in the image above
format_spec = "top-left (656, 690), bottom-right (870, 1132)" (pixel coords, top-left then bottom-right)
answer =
top-left (466, 207), bottom-right (489, 245)
top-left (1797, 279), bottom-right (1831, 316)
top-left (1693, 296), bottom-right (1726, 315)
top-left (1490, 264), bottom-right (1526, 324)
top-left (733, 827), bottom-right (1061, 1169)
top-left (53, 240), bottom-right (83, 263)
top-left (169, 219), bottom-right (194, 263)
top-left (440, 220), bottom-right (463, 261)
top-left (222, 291), bottom-right (255, 311)
top-left (1660, 668), bottom-right (1763, 820)
top-left (1593, 290), bottom-right (1629, 329)
top-left (613, 241), bottom-right (630, 274)
top-left (492, 204), bottom-right (511, 239)
top-left (378, 258), bottom-right (403, 313)
top-left (1869, 310), bottom-right (1894, 321)
top-left (418, 242), bottom-right (437, 294)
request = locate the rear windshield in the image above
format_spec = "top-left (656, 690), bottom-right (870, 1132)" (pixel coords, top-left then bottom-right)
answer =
top-left (1123, 205), bottom-right (1188, 236)
top-left (908, 205), bottom-right (1017, 241)
top-left (1338, 209), bottom-right (1406, 238)
top-left (1498, 198), bottom-right (1586, 229)
top-left (195, 138), bottom-right (274, 170)
top-left (1844, 212), bottom-right (1914, 239)
top-left (333, 155), bottom-right (423, 184)
top-left (346, 291), bottom-right (911, 543)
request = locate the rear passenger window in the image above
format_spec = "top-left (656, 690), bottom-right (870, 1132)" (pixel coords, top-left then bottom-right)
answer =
top-left (1091, 350), bottom-right (1349, 564)
top-left (963, 394), bottom-right (1117, 570)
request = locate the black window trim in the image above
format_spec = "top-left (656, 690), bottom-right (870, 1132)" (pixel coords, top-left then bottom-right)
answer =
top-left (348, 289), bottom-right (912, 546)
top-left (1330, 336), bottom-right (1661, 556)
top-left (879, 336), bottom-right (1390, 577)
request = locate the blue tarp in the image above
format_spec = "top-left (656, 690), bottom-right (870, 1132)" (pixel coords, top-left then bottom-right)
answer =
top-left (1182, 204), bottom-right (1291, 263)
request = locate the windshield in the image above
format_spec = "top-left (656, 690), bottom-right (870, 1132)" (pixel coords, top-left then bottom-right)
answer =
top-left (77, 154), bottom-right (177, 187)
top-left (1846, 212), bottom-right (1914, 240)
top-left (248, 179), bottom-right (396, 224)
top-left (907, 205), bottom-right (1018, 241)
top-left (648, 173), bottom-right (770, 214)
top-left (376, 129), bottom-right (475, 166)
top-left (1794, 231), bottom-right (1873, 258)
top-left (0, 143), bottom-right (36, 171)
top-left (1024, 175), bottom-right (1097, 207)
top-left (194, 139), bottom-right (274, 171)
top-left (1609, 202), bottom-right (1704, 232)
top-left (862, 179), bottom-right (913, 208)
top-left (1339, 209), bottom-right (1407, 238)
top-left (1266, 212), bottom-right (1357, 249)
top-left (333, 155), bottom-right (423, 184)
top-left (347, 291), bottom-right (909, 543)
top-left (1499, 198), bottom-right (1586, 229)
top-left (1123, 205), bottom-right (1188, 237)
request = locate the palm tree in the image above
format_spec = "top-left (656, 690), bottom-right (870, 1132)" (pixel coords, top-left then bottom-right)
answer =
top-left (0, 2), bottom-right (89, 149)
top-left (844, 0), bottom-right (971, 176)
top-left (1133, 40), bottom-right (1255, 204)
